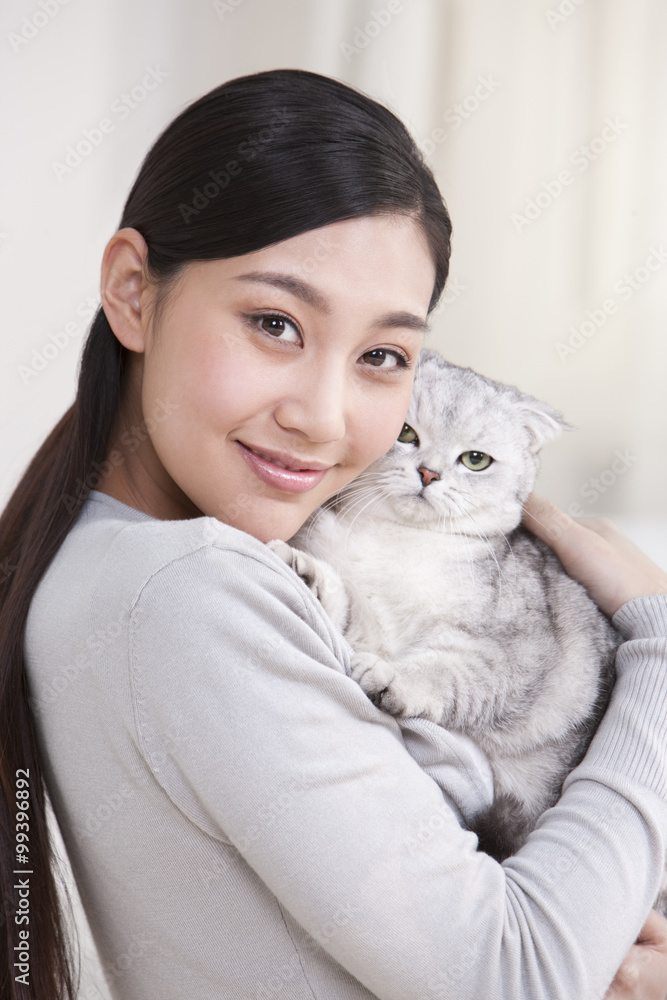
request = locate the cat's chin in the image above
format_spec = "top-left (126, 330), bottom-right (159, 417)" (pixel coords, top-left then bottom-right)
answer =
top-left (374, 495), bottom-right (525, 538)
top-left (379, 494), bottom-right (455, 528)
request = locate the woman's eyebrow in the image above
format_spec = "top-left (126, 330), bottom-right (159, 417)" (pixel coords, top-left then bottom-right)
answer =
top-left (232, 270), bottom-right (429, 333)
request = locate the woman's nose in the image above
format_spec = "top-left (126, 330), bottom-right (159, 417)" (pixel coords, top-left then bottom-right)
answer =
top-left (274, 363), bottom-right (347, 443)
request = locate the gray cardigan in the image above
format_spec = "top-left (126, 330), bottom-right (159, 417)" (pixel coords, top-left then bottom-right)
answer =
top-left (23, 489), bottom-right (667, 1000)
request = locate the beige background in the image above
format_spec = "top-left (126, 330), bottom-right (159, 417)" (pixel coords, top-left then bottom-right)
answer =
top-left (2, 1), bottom-right (667, 543)
top-left (1, 1), bottom-right (666, 994)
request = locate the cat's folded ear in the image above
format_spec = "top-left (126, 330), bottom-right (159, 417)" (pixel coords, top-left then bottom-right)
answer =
top-left (520, 398), bottom-right (574, 453)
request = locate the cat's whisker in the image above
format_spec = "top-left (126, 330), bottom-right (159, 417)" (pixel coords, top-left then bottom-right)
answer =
top-left (453, 523), bottom-right (476, 590)
top-left (341, 491), bottom-right (392, 559)
top-left (313, 471), bottom-right (388, 511)
top-left (446, 494), bottom-right (504, 594)
top-left (298, 480), bottom-right (392, 548)
top-left (302, 481), bottom-right (385, 543)
top-left (495, 529), bottom-right (518, 576)
top-left (300, 497), bottom-right (344, 543)
top-left (448, 485), bottom-right (519, 577)
top-left (339, 484), bottom-right (391, 519)
top-left (334, 477), bottom-right (390, 501)
top-left (434, 498), bottom-right (478, 589)
top-left (334, 486), bottom-right (386, 519)
top-left (312, 478), bottom-right (385, 519)
top-left (336, 471), bottom-right (387, 492)
top-left (328, 488), bottom-right (391, 541)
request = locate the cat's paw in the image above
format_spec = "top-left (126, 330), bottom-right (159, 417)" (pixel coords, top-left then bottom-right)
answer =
top-left (350, 652), bottom-right (399, 710)
top-left (266, 540), bottom-right (349, 632)
top-left (266, 539), bottom-right (298, 568)
top-left (350, 652), bottom-right (453, 721)
top-left (266, 540), bottom-right (321, 588)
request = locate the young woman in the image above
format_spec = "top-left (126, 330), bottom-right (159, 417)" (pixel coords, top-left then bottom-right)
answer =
top-left (2, 68), bottom-right (667, 1000)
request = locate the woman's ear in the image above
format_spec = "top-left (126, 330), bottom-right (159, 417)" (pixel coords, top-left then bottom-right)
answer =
top-left (100, 227), bottom-right (154, 353)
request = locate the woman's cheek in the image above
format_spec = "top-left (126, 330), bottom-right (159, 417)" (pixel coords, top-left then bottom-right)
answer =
top-left (359, 392), bottom-right (411, 463)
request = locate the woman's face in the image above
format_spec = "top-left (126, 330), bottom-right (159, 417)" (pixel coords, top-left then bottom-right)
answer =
top-left (102, 214), bottom-right (436, 541)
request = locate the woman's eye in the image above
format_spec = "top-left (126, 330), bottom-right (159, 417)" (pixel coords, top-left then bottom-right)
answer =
top-left (361, 348), bottom-right (407, 369)
top-left (254, 314), bottom-right (301, 344)
top-left (459, 451), bottom-right (493, 471)
top-left (398, 422), bottom-right (419, 445)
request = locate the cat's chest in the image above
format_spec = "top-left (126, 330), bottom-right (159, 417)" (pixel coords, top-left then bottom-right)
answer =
top-left (308, 517), bottom-right (499, 646)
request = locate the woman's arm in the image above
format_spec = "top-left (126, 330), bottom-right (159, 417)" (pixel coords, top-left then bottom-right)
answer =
top-left (522, 494), bottom-right (667, 615)
top-left (130, 534), bottom-right (667, 1000)
top-left (524, 494), bottom-right (667, 1000)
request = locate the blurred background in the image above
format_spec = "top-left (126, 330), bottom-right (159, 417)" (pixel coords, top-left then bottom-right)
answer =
top-left (1, 0), bottom-right (665, 995)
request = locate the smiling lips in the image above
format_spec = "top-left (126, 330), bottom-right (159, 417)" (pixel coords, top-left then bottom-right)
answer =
top-left (236, 441), bottom-right (332, 494)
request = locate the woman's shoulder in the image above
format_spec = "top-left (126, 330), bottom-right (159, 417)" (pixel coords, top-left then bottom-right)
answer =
top-left (29, 490), bottom-right (340, 656)
top-left (73, 490), bottom-right (319, 613)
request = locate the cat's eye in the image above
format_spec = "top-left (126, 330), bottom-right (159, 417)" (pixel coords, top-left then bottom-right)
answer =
top-left (459, 450), bottom-right (493, 471)
top-left (397, 423), bottom-right (419, 445)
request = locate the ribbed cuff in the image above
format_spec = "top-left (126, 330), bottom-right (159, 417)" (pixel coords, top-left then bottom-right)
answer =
top-left (612, 594), bottom-right (667, 639)
top-left (570, 625), bottom-right (667, 800)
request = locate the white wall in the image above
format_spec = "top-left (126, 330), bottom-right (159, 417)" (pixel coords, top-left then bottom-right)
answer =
top-left (2, 0), bottom-right (666, 543)
top-left (1, 1), bottom-right (666, 994)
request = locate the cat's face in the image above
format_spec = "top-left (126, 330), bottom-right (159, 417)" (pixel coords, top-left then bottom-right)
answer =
top-left (332, 349), bottom-right (569, 537)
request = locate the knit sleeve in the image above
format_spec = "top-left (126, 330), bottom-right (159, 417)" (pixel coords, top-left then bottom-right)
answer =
top-left (128, 540), bottom-right (667, 1000)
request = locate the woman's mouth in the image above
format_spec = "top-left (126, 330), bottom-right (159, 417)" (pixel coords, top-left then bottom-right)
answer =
top-left (235, 441), bottom-right (332, 494)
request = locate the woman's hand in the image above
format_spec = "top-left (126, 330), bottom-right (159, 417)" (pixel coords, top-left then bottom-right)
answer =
top-left (522, 494), bottom-right (667, 618)
top-left (604, 909), bottom-right (667, 999)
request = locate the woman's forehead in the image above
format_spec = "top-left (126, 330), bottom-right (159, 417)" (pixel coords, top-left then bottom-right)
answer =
top-left (185, 216), bottom-right (436, 309)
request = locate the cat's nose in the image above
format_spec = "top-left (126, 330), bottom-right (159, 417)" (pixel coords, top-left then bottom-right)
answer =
top-left (418, 466), bottom-right (440, 487)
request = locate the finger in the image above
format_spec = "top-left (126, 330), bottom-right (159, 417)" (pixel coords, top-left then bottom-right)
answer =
top-left (637, 909), bottom-right (667, 948)
top-left (521, 494), bottom-right (611, 571)
top-left (521, 494), bottom-right (575, 544)
top-left (607, 952), bottom-right (640, 994)
top-left (604, 945), bottom-right (667, 999)
top-left (524, 495), bottom-right (667, 575)
top-left (522, 494), bottom-right (667, 615)
top-left (581, 529), bottom-right (667, 583)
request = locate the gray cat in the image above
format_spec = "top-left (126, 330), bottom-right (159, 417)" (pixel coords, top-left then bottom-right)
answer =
top-left (269, 348), bottom-right (622, 869)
